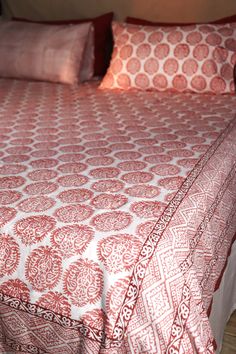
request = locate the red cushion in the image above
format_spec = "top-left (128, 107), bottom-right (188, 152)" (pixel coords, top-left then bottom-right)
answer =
top-left (212, 14), bottom-right (236, 24)
top-left (13, 12), bottom-right (114, 77)
top-left (126, 17), bottom-right (194, 26)
top-left (126, 14), bottom-right (236, 26)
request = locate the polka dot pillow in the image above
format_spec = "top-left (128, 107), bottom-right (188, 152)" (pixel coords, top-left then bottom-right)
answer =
top-left (100, 22), bottom-right (236, 94)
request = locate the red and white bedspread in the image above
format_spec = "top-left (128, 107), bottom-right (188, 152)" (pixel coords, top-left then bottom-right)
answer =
top-left (0, 78), bottom-right (235, 354)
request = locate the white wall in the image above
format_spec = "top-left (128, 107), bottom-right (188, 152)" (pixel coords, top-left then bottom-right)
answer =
top-left (2, 0), bottom-right (236, 22)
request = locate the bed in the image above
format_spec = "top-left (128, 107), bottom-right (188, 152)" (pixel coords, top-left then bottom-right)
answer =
top-left (0, 3), bottom-right (236, 354)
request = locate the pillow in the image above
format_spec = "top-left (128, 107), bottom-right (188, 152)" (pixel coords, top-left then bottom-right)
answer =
top-left (126, 14), bottom-right (236, 26)
top-left (100, 22), bottom-right (236, 94)
top-left (13, 12), bottom-right (114, 77)
top-left (0, 21), bottom-right (93, 85)
top-left (211, 14), bottom-right (236, 24)
top-left (79, 25), bottom-right (94, 82)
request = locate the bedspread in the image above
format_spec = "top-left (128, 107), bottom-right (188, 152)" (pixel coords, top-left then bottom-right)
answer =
top-left (0, 79), bottom-right (235, 353)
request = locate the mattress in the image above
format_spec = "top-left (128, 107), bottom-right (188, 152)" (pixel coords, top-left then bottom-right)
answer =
top-left (0, 78), bottom-right (235, 353)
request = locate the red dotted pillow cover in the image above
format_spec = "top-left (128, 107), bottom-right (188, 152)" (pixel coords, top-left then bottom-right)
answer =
top-left (100, 21), bottom-right (236, 94)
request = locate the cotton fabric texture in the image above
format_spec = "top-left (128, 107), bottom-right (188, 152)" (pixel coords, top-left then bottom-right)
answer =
top-left (100, 21), bottom-right (236, 94)
top-left (0, 21), bottom-right (94, 84)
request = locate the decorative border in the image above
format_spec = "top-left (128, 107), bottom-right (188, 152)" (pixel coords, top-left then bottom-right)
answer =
top-left (0, 116), bottom-right (235, 349)
top-left (167, 284), bottom-right (191, 353)
top-left (166, 165), bottom-right (236, 354)
top-left (2, 337), bottom-right (46, 354)
top-left (207, 230), bottom-right (236, 318)
top-left (112, 116), bottom-right (236, 343)
top-left (201, 206), bottom-right (236, 290)
top-left (180, 164), bottom-right (236, 275)
top-left (0, 293), bottom-right (116, 347)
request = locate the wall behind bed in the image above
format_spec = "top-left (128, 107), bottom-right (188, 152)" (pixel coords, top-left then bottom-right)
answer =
top-left (2, 0), bottom-right (236, 22)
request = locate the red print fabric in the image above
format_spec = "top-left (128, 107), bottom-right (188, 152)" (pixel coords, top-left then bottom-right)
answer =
top-left (0, 78), bottom-right (236, 353)
top-left (100, 22), bottom-right (236, 93)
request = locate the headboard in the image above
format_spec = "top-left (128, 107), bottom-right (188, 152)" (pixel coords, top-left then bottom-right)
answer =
top-left (2, 0), bottom-right (236, 22)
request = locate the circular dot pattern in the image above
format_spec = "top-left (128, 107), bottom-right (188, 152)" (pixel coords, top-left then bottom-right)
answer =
top-left (100, 22), bottom-right (236, 93)
top-left (0, 77), bottom-right (235, 339)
